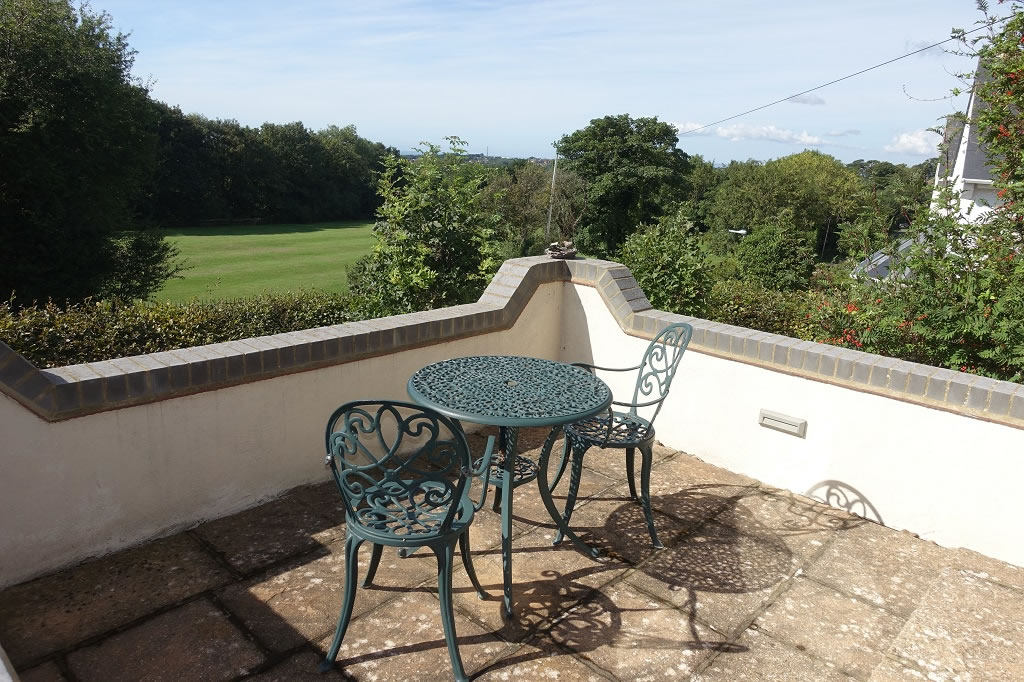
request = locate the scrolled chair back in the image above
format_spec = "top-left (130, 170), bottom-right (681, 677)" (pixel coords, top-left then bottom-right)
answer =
top-left (324, 400), bottom-right (471, 540)
top-left (629, 322), bottom-right (693, 424)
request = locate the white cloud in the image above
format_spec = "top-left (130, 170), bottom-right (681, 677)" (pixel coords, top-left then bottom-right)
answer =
top-left (883, 129), bottom-right (940, 154)
top-left (827, 128), bottom-right (861, 137)
top-left (714, 124), bottom-right (823, 145)
top-left (674, 121), bottom-right (711, 135)
top-left (787, 93), bottom-right (825, 106)
top-left (905, 39), bottom-right (945, 58)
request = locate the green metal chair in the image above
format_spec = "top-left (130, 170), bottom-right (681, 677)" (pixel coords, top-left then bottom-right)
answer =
top-left (553, 322), bottom-right (693, 550)
top-left (320, 400), bottom-right (496, 681)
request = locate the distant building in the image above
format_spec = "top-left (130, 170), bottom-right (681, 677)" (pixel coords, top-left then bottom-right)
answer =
top-left (855, 61), bottom-right (999, 280)
top-left (932, 62), bottom-right (1000, 221)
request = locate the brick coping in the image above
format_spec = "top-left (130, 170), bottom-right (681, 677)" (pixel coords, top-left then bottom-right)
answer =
top-left (1, 256), bottom-right (1022, 426)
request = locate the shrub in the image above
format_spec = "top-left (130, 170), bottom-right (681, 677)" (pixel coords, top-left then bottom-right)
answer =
top-left (704, 279), bottom-right (815, 340)
top-left (735, 210), bottom-right (817, 291)
top-left (0, 291), bottom-right (357, 368)
top-left (618, 211), bottom-right (710, 316)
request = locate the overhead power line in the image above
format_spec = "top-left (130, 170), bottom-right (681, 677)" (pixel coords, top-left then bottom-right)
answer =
top-left (679, 21), bottom-right (997, 136)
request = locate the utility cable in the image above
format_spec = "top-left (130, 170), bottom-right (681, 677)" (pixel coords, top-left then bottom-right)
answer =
top-left (679, 21), bottom-right (997, 136)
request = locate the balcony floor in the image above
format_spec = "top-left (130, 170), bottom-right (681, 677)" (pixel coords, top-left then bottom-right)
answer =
top-left (2, 428), bottom-right (1023, 681)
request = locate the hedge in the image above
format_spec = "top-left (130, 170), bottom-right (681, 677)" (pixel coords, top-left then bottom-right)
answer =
top-left (0, 291), bottom-right (358, 369)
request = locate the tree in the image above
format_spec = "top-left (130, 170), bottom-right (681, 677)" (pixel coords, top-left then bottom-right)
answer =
top-left (480, 161), bottom-right (551, 259)
top-left (0, 0), bottom-right (181, 302)
top-left (706, 151), bottom-right (863, 258)
top-left (556, 114), bottom-right (690, 255)
top-left (347, 138), bottom-right (500, 316)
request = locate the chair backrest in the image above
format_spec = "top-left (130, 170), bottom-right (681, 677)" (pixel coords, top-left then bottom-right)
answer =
top-left (324, 400), bottom-right (471, 539)
top-left (629, 322), bottom-right (693, 424)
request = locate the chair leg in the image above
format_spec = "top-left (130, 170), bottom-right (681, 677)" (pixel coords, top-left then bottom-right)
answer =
top-left (433, 539), bottom-right (469, 682)
top-left (625, 447), bottom-right (638, 500)
top-left (553, 442), bottom-right (588, 546)
top-left (549, 433), bottom-right (572, 491)
top-left (458, 530), bottom-right (487, 600)
top-left (361, 543), bottom-right (383, 588)
top-left (639, 443), bottom-right (663, 549)
top-left (320, 535), bottom-right (363, 672)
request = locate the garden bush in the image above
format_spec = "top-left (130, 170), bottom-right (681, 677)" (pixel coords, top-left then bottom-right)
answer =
top-left (0, 291), bottom-right (357, 368)
top-left (618, 210), bottom-right (710, 317)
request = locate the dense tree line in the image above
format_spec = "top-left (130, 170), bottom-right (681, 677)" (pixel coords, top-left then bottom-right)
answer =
top-left (1, 0), bottom-right (393, 305)
top-left (141, 105), bottom-right (394, 227)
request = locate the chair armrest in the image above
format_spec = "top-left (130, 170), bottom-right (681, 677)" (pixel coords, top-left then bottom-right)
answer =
top-left (466, 435), bottom-right (497, 513)
top-left (571, 362), bottom-right (643, 374)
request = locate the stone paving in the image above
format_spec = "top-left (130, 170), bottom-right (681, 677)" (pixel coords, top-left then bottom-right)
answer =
top-left (2, 427), bottom-right (1023, 681)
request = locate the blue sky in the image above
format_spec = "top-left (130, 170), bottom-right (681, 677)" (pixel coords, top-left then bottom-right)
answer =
top-left (101, 0), bottom-right (983, 164)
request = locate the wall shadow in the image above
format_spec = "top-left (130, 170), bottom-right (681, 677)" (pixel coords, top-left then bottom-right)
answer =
top-left (805, 480), bottom-right (884, 525)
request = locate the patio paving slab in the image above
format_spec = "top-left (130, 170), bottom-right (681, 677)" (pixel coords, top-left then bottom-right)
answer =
top-left (692, 627), bottom-right (852, 681)
top-left (446, 526), bottom-right (627, 643)
top-left (0, 533), bottom-right (231, 667)
top-left (549, 581), bottom-right (726, 680)
top-left (882, 566), bottom-right (1024, 680)
top-left (314, 590), bottom-right (511, 680)
top-left (625, 517), bottom-right (799, 637)
top-left (217, 537), bottom-right (438, 654)
top-left (2, 443), bottom-right (1023, 682)
top-left (66, 598), bottom-right (264, 682)
top-left (753, 577), bottom-right (907, 679)
top-left (15, 662), bottom-right (65, 682)
top-left (193, 494), bottom-right (343, 575)
top-left (804, 522), bottom-right (952, 618)
top-left (474, 639), bottom-right (615, 680)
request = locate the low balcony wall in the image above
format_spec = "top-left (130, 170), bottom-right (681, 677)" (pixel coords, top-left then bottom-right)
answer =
top-left (2, 256), bottom-right (1023, 587)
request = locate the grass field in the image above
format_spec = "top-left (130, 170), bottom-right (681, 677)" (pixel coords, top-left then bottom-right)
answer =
top-left (155, 220), bottom-right (376, 302)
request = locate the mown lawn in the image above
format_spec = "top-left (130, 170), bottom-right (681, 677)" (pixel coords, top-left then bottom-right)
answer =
top-left (155, 220), bottom-right (376, 302)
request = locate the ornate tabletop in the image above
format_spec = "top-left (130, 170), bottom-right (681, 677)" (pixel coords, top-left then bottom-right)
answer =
top-left (407, 355), bottom-right (612, 427)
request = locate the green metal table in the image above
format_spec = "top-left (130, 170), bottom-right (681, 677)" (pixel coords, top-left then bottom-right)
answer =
top-left (407, 355), bottom-right (612, 618)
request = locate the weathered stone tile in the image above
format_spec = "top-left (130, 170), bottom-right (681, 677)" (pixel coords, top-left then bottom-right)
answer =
top-left (950, 547), bottom-right (1024, 592)
top-left (287, 480), bottom-right (346, 526)
top-left (246, 651), bottom-right (347, 681)
top-left (884, 568), bottom-right (1024, 681)
top-left (549, 490), bottom-right (691, 565)
top-left (691, 628), bottom-right (849, 681)
top-left (193, 495), bottom-right (342, 574)
top-left (218, 538), bottom-right (437, 653)
top-left (866, 657), bottom-right (929, 680)
top-left (16, 661), bottom-right (66, 682)
top-left (67, 598), bottom-right (264, 682)
top-left (626, 518), bottom-right (799, 636)
top-left (804, 523), bottom-right (950, 617)
top-left (639, 451), bottom-right (761, 502)
top-left (475, 640), bottom-right (614, 680)
top-left (722, 489), bottom-right (858, 563)
top-left (550, 582), bottom-right (725, 680)
top-left (447, 527), bottom-right (625, 643)
top-left (755, 578), bottom-right (906, 679)
top-left (577, 439), bottom-right (676, 482)
top-left (316, 590), bottom-right (510, 679)
top-left (0, 534), bottom-right (230, 667)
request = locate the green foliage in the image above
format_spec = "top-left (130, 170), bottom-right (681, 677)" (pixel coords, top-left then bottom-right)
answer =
top-left (347, 138), bottom-right (500, 316)
top-left (704, 279), bottom-right (815, 340)
top-left (140, 107), bottom-right (394, 226)
top-left (735, 211), bottom-right (817, 291)
top-left (557, 114), bottom-right (689, 255)
top-left (0, 0), bottom-right (179, 303)
top-left (810, 211), bottom-right (1024, 381)
top-left (706, 151), bottom-right (863, 258)
top-left (0, 291), bottom-right (357, 369)
top-left (480, 161), bottom-right (551, 259)
top-left (619, 211), bottom-right (710, 316)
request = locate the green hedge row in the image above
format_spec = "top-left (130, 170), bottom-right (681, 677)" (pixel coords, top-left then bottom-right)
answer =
top-left (0, 291), bottom-right (358, 369)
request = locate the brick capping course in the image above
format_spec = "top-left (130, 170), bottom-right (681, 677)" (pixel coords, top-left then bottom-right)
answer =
top-left (1, 255), bottom-right (1023, 427)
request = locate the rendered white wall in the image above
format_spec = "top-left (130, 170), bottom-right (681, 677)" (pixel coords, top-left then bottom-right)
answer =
top-left (0, 284), bottom-right (563, 588)
top-left (561, 284), bottom-right (1024, 567)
